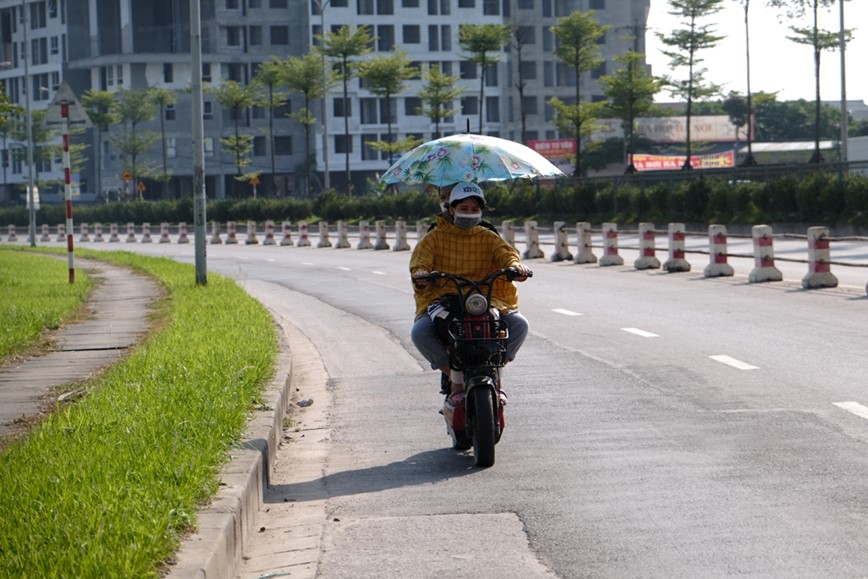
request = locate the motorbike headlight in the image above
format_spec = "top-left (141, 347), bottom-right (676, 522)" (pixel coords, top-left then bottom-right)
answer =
top-left (465, 293), bottom-right (488, 316)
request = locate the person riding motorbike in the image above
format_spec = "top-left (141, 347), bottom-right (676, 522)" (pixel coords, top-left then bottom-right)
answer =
top-left (410, 181), bottom-right (531, 405)
top-left (425, 182), bottom-right (499, 235)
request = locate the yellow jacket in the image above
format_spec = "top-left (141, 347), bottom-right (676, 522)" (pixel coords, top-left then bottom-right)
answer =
top-left (410, 216), bottom-right (522, 318)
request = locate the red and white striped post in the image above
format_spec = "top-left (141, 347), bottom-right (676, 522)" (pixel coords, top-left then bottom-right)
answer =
top-left (704, 224), bottom-right (733, 277)
top-left (61, 100), bottom-right (75, 282)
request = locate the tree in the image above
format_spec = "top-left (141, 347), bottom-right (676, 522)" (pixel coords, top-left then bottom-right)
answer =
top-left (735, 0), bottom-right (758, 166)
top-left (768, 0), bottom-right (852, 163)
top-left (550, 10), bottom-right (610, 176)
top-left (81, 90), bottom-right (118, 201)
top-left (280, 52), bottom-right (328, 197)
top-left (417, 64), bottom-right (462, 138)
top-left (253, 59), bottom-right (289, 195)
top-left (213, 81), bottom-right (256, 194)
top-left (113, 88), bottom-right (158, 200)
top-left (599, 48), bottom-right (661, 173)
top-left (149, 88), bottom-right (176, 199)
top-left (657, 0), bottom-right (725, 170)
top-left (458, 24), bottom-right (511, 134)
top-left (0, 96), bottom-right (23, 205)
top-left (510, 25), bottom-right (531, 144)
top-left (319, 24), bottom-right (374, 195)
top-left (357, 51), bottom-right (418, 167)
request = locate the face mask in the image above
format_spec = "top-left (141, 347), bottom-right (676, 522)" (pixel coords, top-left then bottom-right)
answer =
top-left (454, 212), bottom-right (482, 229)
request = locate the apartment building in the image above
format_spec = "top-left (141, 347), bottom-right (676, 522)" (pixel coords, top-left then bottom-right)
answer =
top-left (0, 0), bottom-right (649, 200)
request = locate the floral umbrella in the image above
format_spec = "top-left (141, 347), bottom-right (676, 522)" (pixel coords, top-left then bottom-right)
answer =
top-left (380, 133), bottom-right (564, 186)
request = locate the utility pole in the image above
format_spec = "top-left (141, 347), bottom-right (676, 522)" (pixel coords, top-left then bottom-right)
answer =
top-left (317, 0), bottom-right (331, 192)
top-left (191, 0), bottom-right (207, 285)
top-left (839, 0), bottom-right (848, 165)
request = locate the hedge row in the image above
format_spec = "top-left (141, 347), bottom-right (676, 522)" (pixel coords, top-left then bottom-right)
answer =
top-left (4, 173), bottom-right (868, 228)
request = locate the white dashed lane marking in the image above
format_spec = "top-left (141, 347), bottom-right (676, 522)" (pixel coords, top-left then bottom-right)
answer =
top-left (621, 327), bottom-right (659, 338)
top-left (710, 355), bottom-right (759, 370)
top-left (834, 401), bottom-right (868, 421)
top-left (371, 270), bottom-right (386, 275)
top-left (336, 266), bottom-right (352, 271)
top-left (552, 308), bottom-right (582, 316)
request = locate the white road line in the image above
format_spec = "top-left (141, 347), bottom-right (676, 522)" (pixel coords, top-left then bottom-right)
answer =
top-left (621, 327), bottom-right (658, 338)
top-left (302, 262), bottom-right (315, 266)
top-left (834, 401), bottom-right (868, 421)
top-left (710, 355), bottom-right (759, 370)
top-left (371, 270), bottom-right (386, 275)
top-left (552, 308), bottom-right (582, 316)
top-left (336, 266), bottom-right (352, 271)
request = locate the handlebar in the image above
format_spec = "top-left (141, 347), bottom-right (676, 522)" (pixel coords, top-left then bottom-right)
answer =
top-left (421, 266), bottom-right (532, 286)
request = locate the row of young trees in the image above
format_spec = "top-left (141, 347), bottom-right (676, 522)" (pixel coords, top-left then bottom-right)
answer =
top-left (0, 0), bottom-right (855, 204)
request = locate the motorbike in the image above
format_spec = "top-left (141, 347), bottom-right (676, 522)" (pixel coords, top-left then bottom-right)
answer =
top-left (421, 267), bottom-right (531, 467)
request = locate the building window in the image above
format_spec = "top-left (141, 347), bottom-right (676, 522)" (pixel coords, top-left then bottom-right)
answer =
top-left (591, 61), bottom-right (606, 79)
top-left (165, 103), bottom-right (176, 121)
top-left (428, 25), bottom-right (438, 51)
top-left (333, 97), bottom-right (350, 118)
top-left (49, 0), bottom-right (59, 18)
top-left (164, 63), bottom-right (174, 83)
top-left (485, 63), bottom-right (497, 86)
top-left (361, 133), bottom-right (379, 160)
top-left (483, 0), bottom-right (498, 15)
top-left (543, 61), bottom-right (553, 87)
top-left (167, 137), bottom-right (176, 158)
top-left (227, 0), bottom-right (240, 7)
top-left (31, 38), bottom-right (48, 65)
top-left (522, 95), bottom-right (538, 115)
top-left (519, 61), bottom-right (536, 80)
top-left (227, 26), bottom-right (243, 47)
top-left (461, 97), bottom-right (477, 115)
top-left (377, 25), bottom-right (394, 51)
top-left (360, 98), bottom-right (378, 124)
top-left (271, 26), bottom-right (289, 45)
top-left (249, 26), bottom-right (262, 45)
top-left (270, 0), bottom-right (288, 6)
top-left (459, 0), bottom-right (474, 6)
top-left (334, 135), bottom-right (352, 154)
top-left (253, 136), bottom-right (266, 156)
top-left (517, 26), bottom-right (535, 44)
top-left (542, 28), bottom-right (553, 52)
top-left (30, 2), bottom-right (47, 29)
top-left (377, 0), bottom-right (394, 14)
top-left (589, 0), bottom-right (604, 8)
top-left (204, 138), bottom-right (214, 157)
top-left (116, 64), bottom-right (123, 86)
top-left (204, 101), bottom-right (213, 120)
top-left (402, 0), bottom-right (419, 6)
top-left (403, 25), bottom-right (420, 44)
top-left (518, 0), bottom-right (532, 8)
top-left (359, 0), bottom-right (375, 14)
top-left (441, 25), bottom-right (451, 51)
top-left (460, 61), bottom-right (476, 80)
top-left (275, 136), bottom-right (293, 155)
top-left (202, 63), bottom-right (212, 82)
top-left (50, 36), bottom-right (59, 55)
top-left (486, 97), bottom-right (499, 122)
top-left (542, 0), bottom-right (551, 17)
top-left (404, 97), bottom-right (422, 116)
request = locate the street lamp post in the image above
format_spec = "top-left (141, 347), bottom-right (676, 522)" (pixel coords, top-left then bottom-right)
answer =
top-left (316, 0), bottom-right (331, 192)
top-left (21, 0), bottom-right (36, 247)
top-left (839, 0), bottom-right (848, 165)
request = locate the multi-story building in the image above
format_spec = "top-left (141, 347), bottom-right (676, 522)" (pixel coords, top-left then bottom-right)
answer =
top-left (0, 0), bottom-right (649, 201)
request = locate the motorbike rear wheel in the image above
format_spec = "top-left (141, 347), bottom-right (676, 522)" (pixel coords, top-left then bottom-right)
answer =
top-left (471, 387), bottom-right (497, 467)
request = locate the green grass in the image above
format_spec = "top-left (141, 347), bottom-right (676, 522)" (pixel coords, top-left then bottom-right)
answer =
top-left (0, 249), bottom-right (279, 577)
top-left (0, 249), bottom-right (92, 362)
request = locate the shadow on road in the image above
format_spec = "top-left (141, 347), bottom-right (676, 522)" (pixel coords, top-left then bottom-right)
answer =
top-left (265, 447), bottom-right (480, 503)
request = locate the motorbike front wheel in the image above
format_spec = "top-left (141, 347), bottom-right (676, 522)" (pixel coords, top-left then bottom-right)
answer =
top-left (471, 387), bottom-right (497, 467)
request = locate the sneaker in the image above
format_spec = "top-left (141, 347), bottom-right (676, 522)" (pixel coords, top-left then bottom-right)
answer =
top-left (440, 373), bottom-right (451, 395)
top-left (446, 390), bottom-right (465, 407)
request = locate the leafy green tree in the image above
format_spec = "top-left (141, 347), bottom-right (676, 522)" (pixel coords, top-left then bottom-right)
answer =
top-left (358, 51), bottom-right (418, 166)
top-left (768, 0), bottom-right (852, 163)
top-left (81, 90), bottom-right (119, 200)
top-left (280, 52), bottom-right (328, 197)
top-left (113, 88), bottom-right (159, 199)
top-left (599, 48), bottom-right (662, 172)
top-left (418, 64), bottom-right (462, 138)
top-left (253, 60), bottom-right (289, 195)
top-left (550, 10), bottom-right (610, 175)
top-left (149, 88), bottom-right (176, 199)
top-left (213, 81), bottom-right (256, 195)
top-left (319, 24), bottom-right (374, 194)
top-left (458, 24), bottom-right (511, 133)
top-left (0, 95), bottom-right (22, 205)
top-left (657, 0), bottom-right (725, 169)
top-left (753, 95), bottom-right (840, 142)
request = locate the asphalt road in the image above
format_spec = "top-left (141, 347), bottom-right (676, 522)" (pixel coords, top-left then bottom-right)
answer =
top-left (64, 233), bottom-right (868, 577)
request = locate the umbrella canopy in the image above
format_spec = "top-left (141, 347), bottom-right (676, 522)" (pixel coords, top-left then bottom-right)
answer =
top-left (380, 133), bottom-right (565, 186)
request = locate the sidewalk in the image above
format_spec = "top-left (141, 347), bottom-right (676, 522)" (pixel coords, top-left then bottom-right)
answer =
top-left (0, 259), bottom-right (159, 439)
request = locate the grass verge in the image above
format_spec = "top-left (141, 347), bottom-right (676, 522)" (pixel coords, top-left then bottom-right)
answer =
top-left (0, 248), bottom-right (278, 577)
top-left (0, 249), bottom-right (92, 362)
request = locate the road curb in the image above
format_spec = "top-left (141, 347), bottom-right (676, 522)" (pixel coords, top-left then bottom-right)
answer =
top-left (167, 328), bottom-right (293, 578)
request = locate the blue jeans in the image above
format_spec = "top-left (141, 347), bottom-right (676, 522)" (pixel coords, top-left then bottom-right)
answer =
top-left (411, 311), bottom-right (529, 371)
